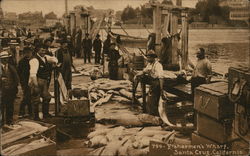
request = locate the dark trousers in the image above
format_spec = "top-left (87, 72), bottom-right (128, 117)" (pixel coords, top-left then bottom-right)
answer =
top-left (191, 76), bottom-right (206, 100)
top-left (31, 78), bottom-right (52, 119)
top-left (138, 75), bottom-right (161, 116)
top-left (1, 90), bottom-right (16, 125)
top-left (95, 50), bottom-right (101, 64)
top-left (108, 63), bottom-right (118, 80)
top-left (61, 67), bottom-right (72, 90)
top-left (83, 49), bottom-right (91, 63)
top-left (19, 85), bottom-right (32, 116)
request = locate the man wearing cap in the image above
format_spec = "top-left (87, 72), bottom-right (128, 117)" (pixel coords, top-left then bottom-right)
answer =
top-left (0, 50), bottom-right (19, 125)
top-left (8, 40), bottom-right (19, 67)
top-left (93, 34), bottom-right (102, 64)
top-left (56, 40), bottom-right (76, 91)
top-left (82, 33), bottom-right (92, 63)
top-left (17, 47), bottom-right (33, 118)
top-left (29, 45), bottom-right (58, 120)
top-left (134, 50), bottom-right (164, 116)
top-left (191, 48), bottom-right (212, 99)
top-left (107, 42), bottom-right (121, 80)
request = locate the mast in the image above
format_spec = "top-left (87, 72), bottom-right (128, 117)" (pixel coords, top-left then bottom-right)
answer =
top-left (65, 0), bottom-right (68, 16)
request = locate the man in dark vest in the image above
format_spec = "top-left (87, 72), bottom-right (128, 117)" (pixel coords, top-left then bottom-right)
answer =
top-left (0, 50), bottom-right (19, 125)
top-left (82, 33), bottom-right (92, 63)
top-left (17, 47), bottom-right (33, 118)
top-left (93, 34), bottom-right (102, 64)
top-left (29, 45), bottom-right (58, 120)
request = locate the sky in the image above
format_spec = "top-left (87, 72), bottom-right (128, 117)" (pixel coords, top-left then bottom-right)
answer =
top-left (1, 0), bottom-right (198, 17)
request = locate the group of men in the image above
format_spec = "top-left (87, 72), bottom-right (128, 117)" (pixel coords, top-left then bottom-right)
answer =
top-left (134, 48), bottom-right (212, 116)
top-left (0, 31), bottom-right (77, 125)
top-left (74, 29), bottom-right (103, 64)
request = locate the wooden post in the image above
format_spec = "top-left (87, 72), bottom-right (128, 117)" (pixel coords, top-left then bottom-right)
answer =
top-left (162, 12), bottom-right (170, 37)
top-left (170, 11), bottom-right (179, 66)
top-left (153, 5), bottom-right (162, 55)
top-left (181, 11), bottom-right (188, 69)
top-left (69, 12), bottom-right (76, 35)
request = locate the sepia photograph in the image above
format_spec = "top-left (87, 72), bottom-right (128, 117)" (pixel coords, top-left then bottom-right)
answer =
top-left (0, 0), bottom-right (249, 155)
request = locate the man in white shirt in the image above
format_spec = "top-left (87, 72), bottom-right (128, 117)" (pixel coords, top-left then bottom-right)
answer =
top-left (134, 50), bottom-right (164, 116)
top-left (29, 45), bottom-right (58, 120)
top-left (191, 48), bottom-right (212, 100)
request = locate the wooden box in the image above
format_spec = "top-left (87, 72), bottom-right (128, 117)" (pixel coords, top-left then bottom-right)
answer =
top-left (2, 136), bottom-right (56, 156)
top-left (234, 104), bottom-right (250, 142)
top-left (61, 99), bottom-right (90, 117)
top-left (194, 82), bottom-right (234, 120)
top-left (197, 113), bottom-right (233, 144)
top-left (228, 66), bottom-right (250, 92)
top-left (2, 120), bottom-right (56, 149)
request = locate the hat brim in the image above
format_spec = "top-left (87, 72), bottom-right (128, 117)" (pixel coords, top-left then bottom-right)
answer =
top-left (0, 55), bottom-right (11, 59)
top-left (146, 54), bottom-right (157, 58)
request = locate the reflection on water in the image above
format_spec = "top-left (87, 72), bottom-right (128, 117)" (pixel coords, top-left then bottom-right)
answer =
top-left (103, 29), bottom-right (249, 74)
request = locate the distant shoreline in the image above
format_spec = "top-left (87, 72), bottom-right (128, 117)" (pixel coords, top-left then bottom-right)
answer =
top-left (107, 25), bottom-right (249, 30)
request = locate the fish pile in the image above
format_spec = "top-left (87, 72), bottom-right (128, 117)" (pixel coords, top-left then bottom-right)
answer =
top-left (86, 126), bottom-right (191, 156)
top-left (73, 64), bottom-right (103, 77)
top-left (87, 79), bottom-right (135, 108)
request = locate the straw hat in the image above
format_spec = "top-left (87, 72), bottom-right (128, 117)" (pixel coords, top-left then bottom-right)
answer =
top-left (0, 51), bottom-right (12, 59)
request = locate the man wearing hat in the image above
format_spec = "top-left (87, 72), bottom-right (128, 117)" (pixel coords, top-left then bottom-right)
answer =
top-left (29, 45), bottom-right (58, 120)
top-left (82, 33), bottom-right (92, 63)
top-left (134, 50), bottom-right (163, 116)
top-left (56, 39), bottom-right (76, 91)
top-left (191, 48), bottom-right (212, 100)
top-left (8, 39), bottom-right (19, 67)
top-left (93, 34), bottom-right (102, 64)
top-left (102, 34), bottom-right (111, 64)
top-left (17, 47), bottom-right (33, 118)
top-left (0, 50), bottom-right (19, 125)
top-left (107, 42), bottom-right (121, 80)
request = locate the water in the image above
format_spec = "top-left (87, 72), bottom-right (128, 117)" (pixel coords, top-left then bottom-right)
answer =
top-left (104, 28), bottom-right (249, 74)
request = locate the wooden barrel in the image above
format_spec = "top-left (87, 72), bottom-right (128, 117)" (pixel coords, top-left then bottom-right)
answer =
top-left (132, 56), bottom-right (145, 70)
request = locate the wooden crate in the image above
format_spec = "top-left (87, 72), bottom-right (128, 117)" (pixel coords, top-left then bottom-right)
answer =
top-left (2, 136), bottom-right (56, 156)
top-left (234, 104), bottom-right (250, 142)
top-left (197, 113), bottom-right (233, 144)
top-left (61, 99), bottom-right (90, 117)
top-left (2, 120), bottom-right (56, 149)
top-left (228, 66), bottom-right (250, 93)
top-left (194, 82), bottom-right (234, 120)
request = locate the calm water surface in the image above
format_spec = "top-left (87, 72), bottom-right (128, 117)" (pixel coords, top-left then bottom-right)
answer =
top-left (105, 29), bottom-right (249, 74)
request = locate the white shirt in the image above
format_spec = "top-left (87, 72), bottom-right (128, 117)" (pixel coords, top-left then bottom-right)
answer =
top-left (29, 53), bottom-right (58, 77)
top-left (143, 60), bottom-right (164, 79)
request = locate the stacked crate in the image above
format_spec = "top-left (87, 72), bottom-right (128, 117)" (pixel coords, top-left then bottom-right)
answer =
top-left (228, 66), bottom-right (250, 143)
top-left (192, 82), bottom-right (235, 150)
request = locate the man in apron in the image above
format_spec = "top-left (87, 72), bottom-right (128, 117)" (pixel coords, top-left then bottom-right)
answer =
top-left (134, 50), bottom-right (164, 116)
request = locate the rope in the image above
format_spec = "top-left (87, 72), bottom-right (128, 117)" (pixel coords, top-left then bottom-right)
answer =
top-left (228, 79), bottom-right (247, 103)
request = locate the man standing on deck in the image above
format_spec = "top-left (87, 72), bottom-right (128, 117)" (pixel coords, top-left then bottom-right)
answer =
top-left (56, 40), bottom-right (77, 91)
top-left (107, 42), bottom-right (120, 80)
top-left (29, 45), bottom-right (58, 120)
top-left (82, 33), bottom-right (92, 63)
top-left (134, 50), bottom-right (164, 116)
top-left (93, 34), bottom-right (102, 64)
top-left (191, 48), bottom-right (212, 100)
top-left (18, 47), bottom-right (33, 118)
top-left (1, 50), bottom-right (19, 125)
